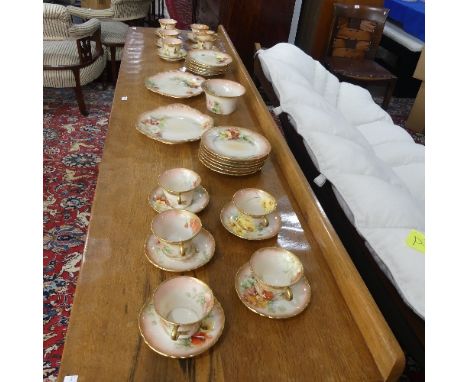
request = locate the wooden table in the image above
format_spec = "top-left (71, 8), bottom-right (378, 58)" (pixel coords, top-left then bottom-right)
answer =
top-left (57, 26), bottom-right (404, 381)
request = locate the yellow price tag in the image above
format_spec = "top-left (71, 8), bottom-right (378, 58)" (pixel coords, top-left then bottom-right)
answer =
top-left (406, 230), bottom-right (425, 254)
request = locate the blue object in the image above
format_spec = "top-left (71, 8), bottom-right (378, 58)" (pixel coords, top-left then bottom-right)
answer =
top-left (384, 0), bottom-right (425, 41)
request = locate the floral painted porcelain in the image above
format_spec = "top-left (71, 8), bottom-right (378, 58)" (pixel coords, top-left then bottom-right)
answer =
top-left (152, 277), bottom-right (214, 341)
top-left (220, 201), bottom-right (281, 240)
top-left (139, 299), bottom-right (224, 358)
top-left (249, 247), bottom-right (304, 301)
top-left (235, 262), bottom-right (311, 319)
top-left (136, 104), bottom-right (213, 145)
top-left (145, 229), bottom-right (215, 272)
top-left (201, 127), bottom-right (271, 161)
top-left (148, 186), bottom-right (209, 214)
top-left (158, 167), bottom-right (201, 208)
top-left (159, 18), bottom-right (177, 30)
top-left (232, 188), bottom-right (277, 230)
top-left (145, 71), bottom-right (205, 99)
top-left (151, 210), bottom-right (202, 259)
top-left (188, 49), bottom-right (233, 67)
top-left (202, 79), bottom-right (246, 115)
top-left (157, 47), bottom-right (187, 62)
top-left (198, 150), bottom-right (263, 176)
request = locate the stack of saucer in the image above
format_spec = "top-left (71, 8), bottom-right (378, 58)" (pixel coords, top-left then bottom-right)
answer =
top-left (198, 127), bottom-right (271, 176)
top-left (185, 49), bottom-right (233, 77)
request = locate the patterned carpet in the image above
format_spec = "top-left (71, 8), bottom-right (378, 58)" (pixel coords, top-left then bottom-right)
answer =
top-left (43, 82), bottom-right (114, 381)
top-left (43, 81), bottom-right (423, 381)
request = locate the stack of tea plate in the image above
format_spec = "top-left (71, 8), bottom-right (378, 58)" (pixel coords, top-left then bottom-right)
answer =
top-left (198, 127), bottom-right (271, 176)
top-left (185, 49), bottom-right (233, 77)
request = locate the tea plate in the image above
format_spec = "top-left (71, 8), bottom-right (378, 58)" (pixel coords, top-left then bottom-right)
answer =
top-left (139, 298), bottom-right (225, 358)
top-left (220, 202), bottom-right (281, 240)
top-left (188, 49), bottom-right (233, 67)
top-left (148, 185), bottom-right (210, 213)
top-left (198, 148), bottom-right (264, 170)
top-left (145, 71), bottom-right (205, 98)
top-left (145, 229), bottom-right (215, 272)
top-left (136, 104), bottom-right (213, 144)
top-left (157, 48), bottom-right (187, 61)
top-left (235, 262), bottom-right (311, 319)
top-left (201, 127), bottom-right (271, 161)
top-left (198, 154), bottom-right (262, 177)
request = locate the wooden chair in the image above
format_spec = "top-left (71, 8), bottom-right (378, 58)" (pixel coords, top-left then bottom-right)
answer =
top-left (322, 3), bottom-right (396, 110)
top-left (67, 0), bottom-right (152, 82)
top-left (43, 4), bottom-right (106, 115)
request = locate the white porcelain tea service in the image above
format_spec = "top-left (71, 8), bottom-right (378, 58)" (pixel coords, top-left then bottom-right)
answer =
top-left (151, 209), bottom-right (202, 259)
top-left (235, 247), bottom-right (311, 319)
top-left (139, 276), bottom-right (225, 358)
top-left (220, 188), bottom-right (281, 240)
top-left (202, 79), bottom-right (246, 115)
top-left (158, 37), bottom-right (187, 61)
top-left (138, 27), bottom-right (312, 359)
top-left (149, 167), bottom-right (209, 213)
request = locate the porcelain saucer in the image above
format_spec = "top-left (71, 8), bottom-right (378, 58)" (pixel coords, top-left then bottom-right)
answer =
top-left (158, 48), bottom-right (187, 62)
top-left (139, 298), bottom-right (225, 358)
top-left (145, 229), bottom-right (215, 272)
top-left (220, 202), bottom-right (281, 240)
top-left (235, 262), bottom-right (311, 319)
top-left (148, 185), bottom-right (209, 213)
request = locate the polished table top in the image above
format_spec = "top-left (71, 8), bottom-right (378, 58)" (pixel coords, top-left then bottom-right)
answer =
top-left (57, 26), bottom-right (403, 382)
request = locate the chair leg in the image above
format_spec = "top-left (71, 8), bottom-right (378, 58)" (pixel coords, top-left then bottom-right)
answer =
top-left (110, 46), bottom-right (118, 84)
top-left (382, 79), bottom-right (396, 110)
top-left (72, 68), bottom-right (88, 116)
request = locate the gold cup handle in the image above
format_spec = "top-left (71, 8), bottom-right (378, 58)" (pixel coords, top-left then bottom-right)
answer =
top-left (170, 324), bottom-right (180, 341)
top-left (177, 193), bottom-right (182, 205)
top-left (284, 287), bottom-right (293, 301)
top-left (262, 216), bottom-right (269, 228)
top-left (179, 243), bottom-right (185, 257)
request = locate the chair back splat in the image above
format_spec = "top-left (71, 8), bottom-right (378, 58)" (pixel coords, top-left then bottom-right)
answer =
top-left (326, 4), bottom-right (389, 60)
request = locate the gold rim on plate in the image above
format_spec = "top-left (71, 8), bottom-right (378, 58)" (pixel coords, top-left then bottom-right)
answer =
top-left (138, 297), bottom-right (225, 358)
top-left (144, 229), bottom-right (215, 272)
top-left (199, 144), bottom-right (267, 166)
top-left (219, 203), bottom-right (281, 240)
top-left (199, 154), bottom-right (262, 176)
top-left (145, 71), bottom-right (205, 99)
top-left (198, 149), bottom-right (265, 171)
top-left (234, 263), bottom-right (312, 319)
top-left (200, 127), bottom-right (271, 162)
top-left (147, 185), bottom-right (210, 213)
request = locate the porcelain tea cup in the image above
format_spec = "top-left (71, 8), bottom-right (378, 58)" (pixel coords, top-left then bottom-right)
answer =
top-left (158, 168), bottom-right (201, 208)
top-left (161, 37), bottom-right (183, 57)
top-left (159, 28), bottom-right (180, 39)
top-left (190, 23), bottom-right (210, 33)
top-left (232, 188), bottom-right (276, 231)
top-left (201, 79), bottom-right (246, 115)
top-left (151, 210), bottom-right (202, 259)
top-left (153, 276), bottom-right (214, 341)
top-left (249, 247), bottom-right (304, 301)
top-left (194, 34), bottom-right (216, 49)
top-left (159, 18), bottom-right (177, 30)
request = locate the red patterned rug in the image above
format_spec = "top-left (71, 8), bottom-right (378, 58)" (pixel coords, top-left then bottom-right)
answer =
top-left (43, 81), bottom-right (423, 381)
top-left (43, 82), bottom-right (114, 381)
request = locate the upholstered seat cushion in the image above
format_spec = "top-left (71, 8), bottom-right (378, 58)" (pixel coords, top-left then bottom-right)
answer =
top-left (43, 40), bottom-right (101, 67)
top-left (43, 40), bottom-right (106, 88)
top-left (101, 21), bottom-right (128, 61)
top-left (259, 43), bottom-right (425, 318)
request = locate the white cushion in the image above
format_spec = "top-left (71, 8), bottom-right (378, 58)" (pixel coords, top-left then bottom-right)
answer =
top-left (259, 43), bottom-right (425, 318)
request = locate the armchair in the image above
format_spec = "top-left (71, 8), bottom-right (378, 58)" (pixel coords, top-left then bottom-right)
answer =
top-left (43, 3), bottom-right (106, 115)
top-left (67, 0), bottom-right (152, 82)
